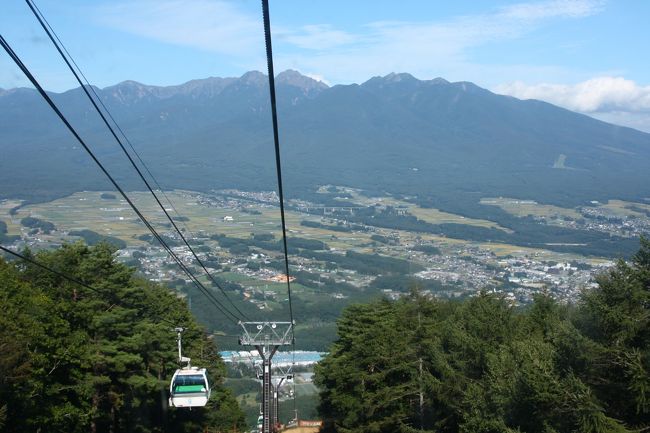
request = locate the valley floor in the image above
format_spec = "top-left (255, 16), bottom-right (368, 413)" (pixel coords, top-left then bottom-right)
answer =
top-left (2, 187), bottom-right (634, 311)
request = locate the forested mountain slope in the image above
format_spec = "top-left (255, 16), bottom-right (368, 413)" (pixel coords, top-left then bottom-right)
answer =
top-left (1, 71), bottom-right (649, 209)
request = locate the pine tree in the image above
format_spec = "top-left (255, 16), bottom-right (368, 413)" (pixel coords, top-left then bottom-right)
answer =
top-left (316, 239), bottom-right (650, 433)
top-left (0, 242), bottom-right (245, 433)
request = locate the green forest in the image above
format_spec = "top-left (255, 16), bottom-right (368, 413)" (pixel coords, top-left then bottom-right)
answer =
top-left (316, 239), bottom-right (650, 433)
top-left (0, 243), bottom-right (245, 433)
top-left (3, 240), bottom-right (650, 433)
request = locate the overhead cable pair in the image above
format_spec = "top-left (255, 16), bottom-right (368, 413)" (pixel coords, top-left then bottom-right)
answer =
top-left (0, 33), bottom-right (241, 325)
top-left (24, 0), bottom-right (248, 322)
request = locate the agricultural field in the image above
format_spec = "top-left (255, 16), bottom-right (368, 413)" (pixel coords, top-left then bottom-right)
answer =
top-left (0, 187), bottom-right (631, 320)
top-left (1, 189), bottom-right (617, 271)
top-left (327, 186), bottom-right (508, 231)
top-left (1, 191), bottom-right (345, 247)
top-left (479, 197), bottom-right (581, 220)
top-left (2, 189), bottom-right (478, 257)
top-left (479, 196), bottom-right (650, 225)
top-left (477, 196), bottom-right (650, 243)
top-left (601, 199), bottom-right (650, 217)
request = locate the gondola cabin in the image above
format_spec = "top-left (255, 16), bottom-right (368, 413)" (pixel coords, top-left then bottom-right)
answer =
top-left (169, 367), bottom-right (211, 408)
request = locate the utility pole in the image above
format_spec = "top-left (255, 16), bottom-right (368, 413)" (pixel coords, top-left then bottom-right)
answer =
top-left (239, 322), bottom-right (293, 433)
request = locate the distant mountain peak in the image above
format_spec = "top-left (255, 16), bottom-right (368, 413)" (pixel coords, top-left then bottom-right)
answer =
top-left (119, 79), bottom-right (144, 86)
top-left (109, 80), bottom-right (152, 93)
top-left (362, 72), bottom-right (422, 90)
top-left (430, 77), bottom-right (450, 85)
top-left (363, 74), bottom-right (453, 89)
top-left (239, 71), bottom-right (267, 86)
top-left (102, 80), bottom-right (155, 104)
top-left (384, 72), bottom-right (417, 83)
top-left (106, 80), bottom-right (154, 92)
top-left (276, 70), bottom-right (329, 91)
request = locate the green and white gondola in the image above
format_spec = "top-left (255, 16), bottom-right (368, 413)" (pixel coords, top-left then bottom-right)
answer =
top-left (169, 367), bottom-right (211, 408)
top-left (169, 327), bottom-right (211, 408)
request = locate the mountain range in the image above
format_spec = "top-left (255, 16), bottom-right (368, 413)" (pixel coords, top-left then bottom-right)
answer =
top-left (1, 70), bottom-right (649, 218)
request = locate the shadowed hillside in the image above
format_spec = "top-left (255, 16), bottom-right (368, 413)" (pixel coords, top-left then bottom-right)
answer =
top-left (2, 70), bottom-right (649, 208)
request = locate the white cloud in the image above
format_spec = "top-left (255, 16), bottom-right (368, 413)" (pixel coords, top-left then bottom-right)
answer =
top-left (95, 0), bottom-right (604, 86)
top-left (275, 25), bottom-right (361, 51)
top-left (97, 0), bottom-right (261, 57)
top-left (494, 77), bottom-right (650, 132)
top-left (500, 0), bottom-right (604, 20)
top-left (271, 0), bottom-right (604, 85)
top-left (494, 77), bottom-right (650, 113)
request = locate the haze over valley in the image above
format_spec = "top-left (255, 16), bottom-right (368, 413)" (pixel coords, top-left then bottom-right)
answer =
top-left (3, 71), bottom-right (650, 350)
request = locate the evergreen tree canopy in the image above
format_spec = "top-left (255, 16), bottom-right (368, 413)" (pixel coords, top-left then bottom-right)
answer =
top-left (316, 239), bottom-right (650, 433)
top-left (0, 242), bottom-right (245, 433)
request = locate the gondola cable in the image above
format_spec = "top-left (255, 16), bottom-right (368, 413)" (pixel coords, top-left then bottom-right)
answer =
top-left (0, 244), bottom-right (179, 328)
top-left (261, 0), bottom-right (298, 419)
top-left (261, 0), bottom-right (295, 337)
top-left (0, 34), bottom-right (240, 325)
top-left (27, 0), bottom-right (192, 239)
top-left (0, 33), bottom-right (238, 324)
top-left (25, 0), bottom-right (249, 321)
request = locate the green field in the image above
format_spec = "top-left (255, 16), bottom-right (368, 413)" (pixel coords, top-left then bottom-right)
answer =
top-left (480, 197), bottom-right (581, 220)
top-left (1, 190), bottom-right (379, 248)
top-left (480, 196), bottom-right (650, 224)
top-left (339, 187), bottom-right (509, 231)
top-left (1, 189), bottom-right (616, 267)
top-left (602, 199), bottom-right (650, 217)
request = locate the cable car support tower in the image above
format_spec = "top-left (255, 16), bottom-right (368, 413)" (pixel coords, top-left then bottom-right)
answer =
top-left (239, 321), bottom-right (293, 433)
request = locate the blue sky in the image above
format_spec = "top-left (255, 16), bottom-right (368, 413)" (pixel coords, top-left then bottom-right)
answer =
top-left (2, 0), bottom-right (650, 130)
